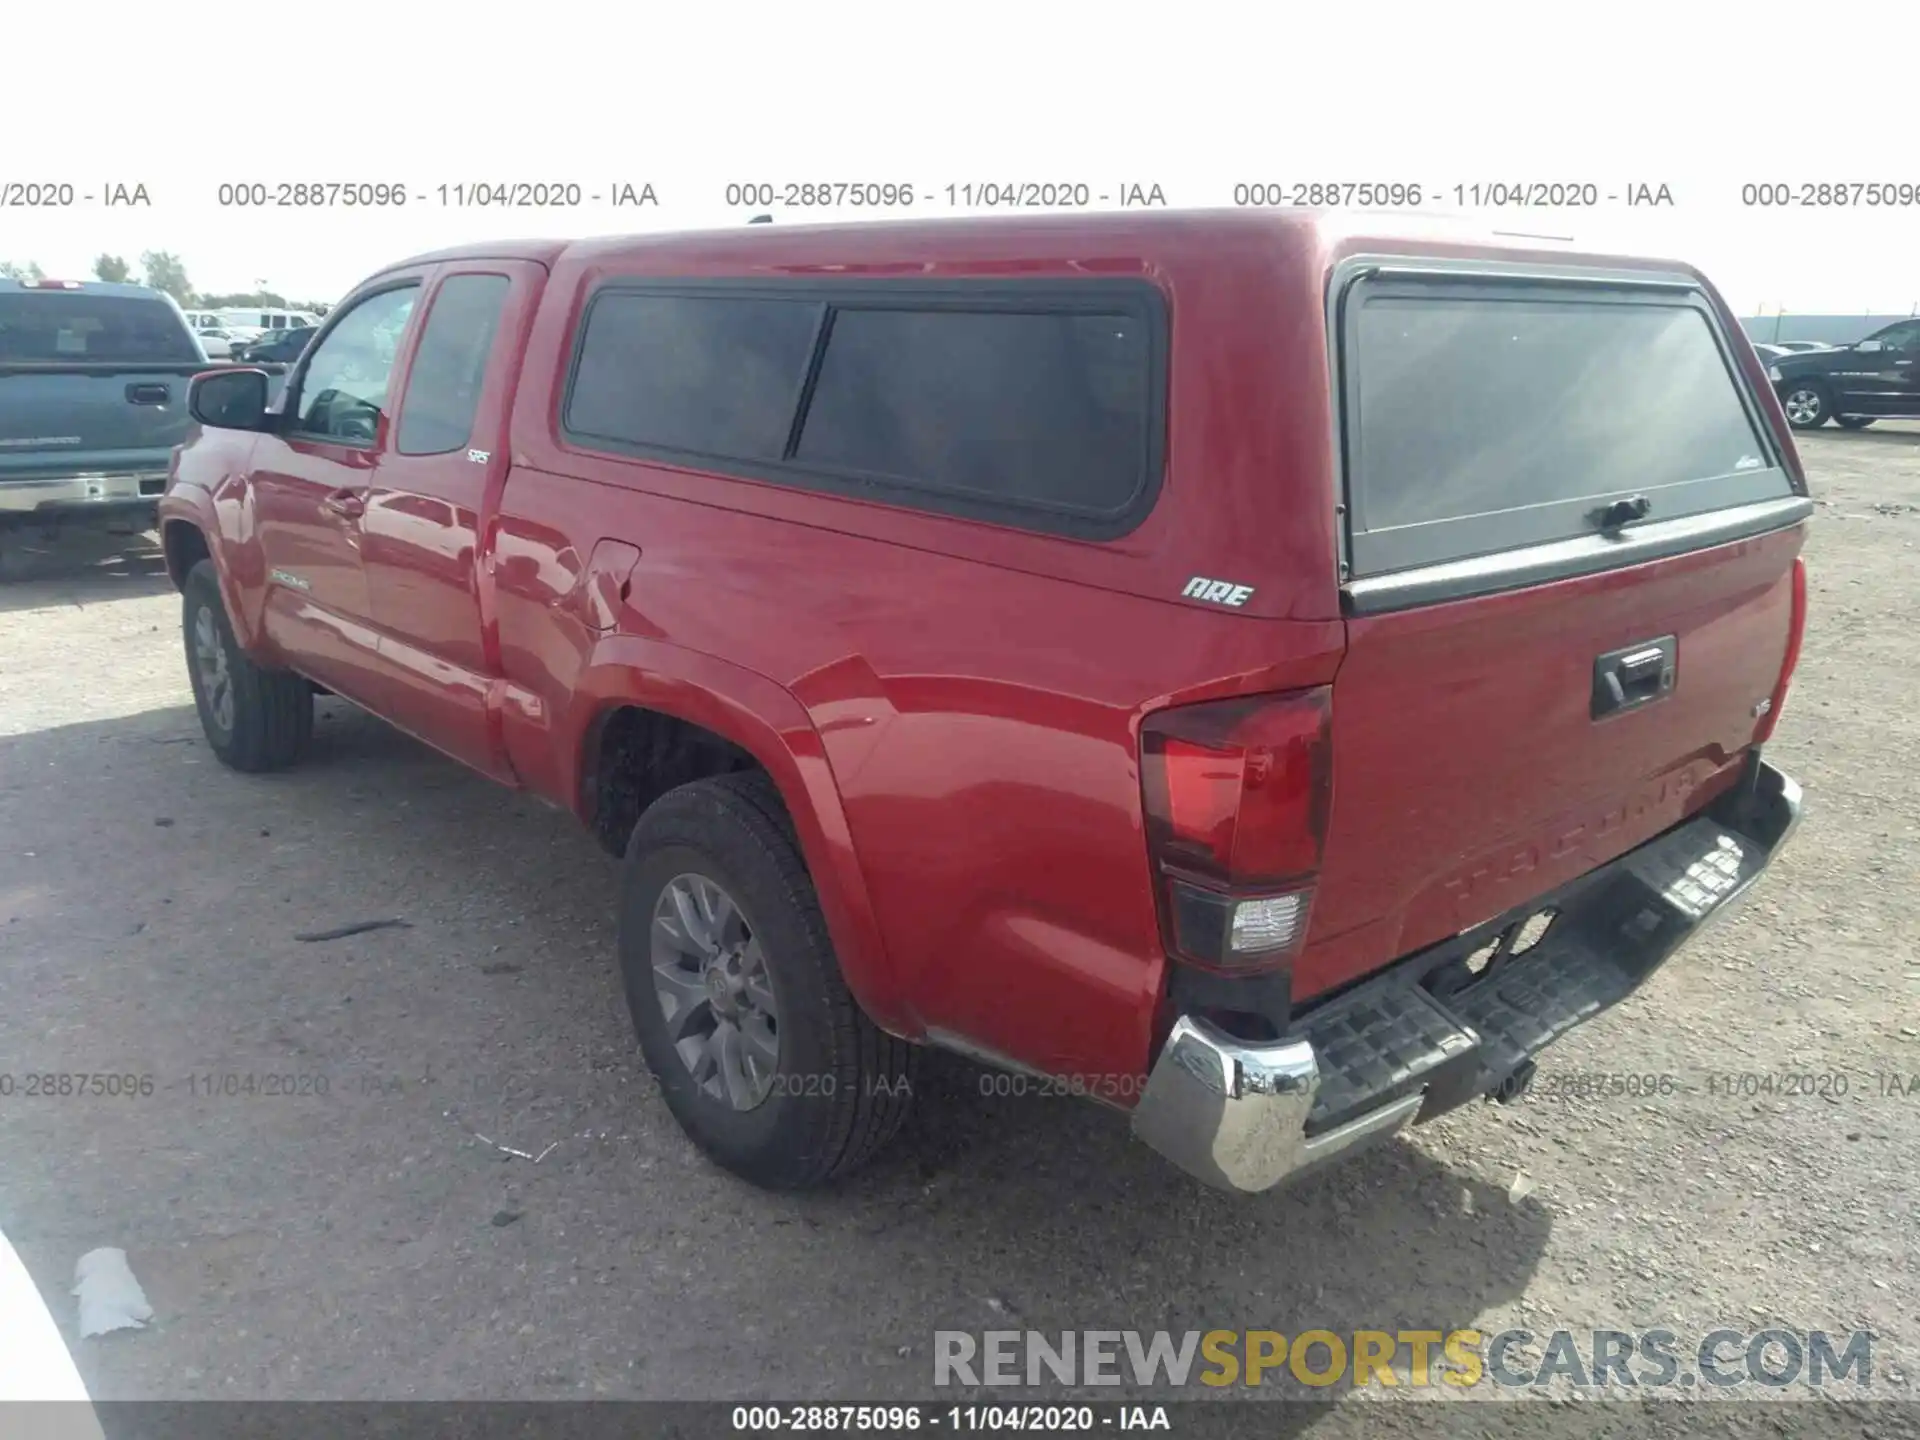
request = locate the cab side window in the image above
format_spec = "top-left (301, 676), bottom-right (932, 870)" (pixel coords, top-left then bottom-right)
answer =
top-left (1875, 322), bottom-right (1920, 352)
top-left (292, 286), bottom-right (419, 444)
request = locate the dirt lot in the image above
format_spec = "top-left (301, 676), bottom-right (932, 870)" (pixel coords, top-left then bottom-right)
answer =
top-left (1, 428), bottom-right (1915, 1429)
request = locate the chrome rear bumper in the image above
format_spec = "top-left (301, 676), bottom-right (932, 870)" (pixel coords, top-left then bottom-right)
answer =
top-left (1133, 760), bottom-right (1804, 1194)
top-left (0, 472), bottom-right (168, 518)
top-left (1130, 1019), bottom-right (1426, 1193)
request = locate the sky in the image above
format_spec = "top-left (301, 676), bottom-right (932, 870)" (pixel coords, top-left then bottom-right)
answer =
top-left (5, 1), bottom-right (1917, 316)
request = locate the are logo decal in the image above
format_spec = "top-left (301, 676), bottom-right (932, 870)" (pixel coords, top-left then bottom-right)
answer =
top-left (1181, 576), bottom-right (1256, 608)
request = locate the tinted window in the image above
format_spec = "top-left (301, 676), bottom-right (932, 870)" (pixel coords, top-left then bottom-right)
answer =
top-left (566, 293), bottom-right (819, 460)
top-left (293, 286), bottom-right (417, 442)
top-left (397, 275), bottom-right (510, 454)
top-left (0, 292), bottom-right (200, 363)
top-left (796, 309), bottom-right (1151, 513)
top-left (1349, 292), bottom-right (1787, 572)
top-left (1871, 322), bottom-right (1920, 352)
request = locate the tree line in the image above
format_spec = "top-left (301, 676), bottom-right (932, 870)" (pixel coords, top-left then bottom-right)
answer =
top-left (0, 251), bottom-right (331, 316)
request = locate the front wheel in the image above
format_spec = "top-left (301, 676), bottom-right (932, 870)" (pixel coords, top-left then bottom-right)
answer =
top-left (1779, 380), bottom-right (1832, 429)
top-left (1834, 415), bottom-right (1877, 430)
top-left (183, 560), bottom-right (313, 771)
top-left (618, 771), bottom-right (917, 1189)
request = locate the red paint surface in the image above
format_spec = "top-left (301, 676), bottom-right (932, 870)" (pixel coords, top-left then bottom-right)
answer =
top-left (161, 212), bottom-right (1806, 1094)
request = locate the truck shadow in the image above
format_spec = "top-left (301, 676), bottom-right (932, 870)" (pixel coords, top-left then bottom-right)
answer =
top-left (300, 706), bottom-right (1556, 1390)
top-left (0, 527), bottom-right (171, 613)
top-left (2, 700), bottom-right (1551, 1416)
top-left (832, 1053), bottom-right (1552, 1420)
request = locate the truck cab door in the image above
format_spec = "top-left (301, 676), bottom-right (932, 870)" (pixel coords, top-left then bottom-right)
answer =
top-left (248, 278), bottom-right (425, 708)
top-left (359, 261), bottom-right (543, 781)
top-left (1872, 321), bottom-right (1920, 414)
top-left (1834, 321), bottom-right (1920, 415)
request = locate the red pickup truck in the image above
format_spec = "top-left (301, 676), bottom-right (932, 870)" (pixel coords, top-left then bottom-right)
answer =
top-left (161, 211), bottom-right (1809, 1195)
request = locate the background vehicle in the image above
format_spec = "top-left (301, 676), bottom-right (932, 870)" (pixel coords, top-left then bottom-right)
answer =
top-left (1770, 340), bottom-right (1835, 354)
top-left (0, 278), bottom-right (211, 542)
top-left (1753, 342), bottom-right (1791, 363)
top-left (160, 213), bottom-right (1808, 1197)
top-left (233, 328), bottom-right (315, 364)
top-left (208, 309), bottom-right (320, 360)
top-left (1768, 317), bottom-right (1920, 428)
top-left (215, 307), bottom-right (320, 339)
top-left (193, 325), bottom-right (236, 358)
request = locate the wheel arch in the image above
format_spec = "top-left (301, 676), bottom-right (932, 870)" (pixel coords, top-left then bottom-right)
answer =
top-left (564, 639), bottom-right (913, 1039)
top-left (156, 490), bottom-right (270, 652)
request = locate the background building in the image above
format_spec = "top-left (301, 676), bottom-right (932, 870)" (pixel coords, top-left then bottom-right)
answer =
top-left (1739, 311), bottom-right (1916, 346)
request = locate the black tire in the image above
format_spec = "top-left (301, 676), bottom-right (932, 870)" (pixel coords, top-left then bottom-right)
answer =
top-left (618, 771), bottom-right (917, 1189)
top-left (1835, 415), bottom-right (1876, 430)
top-left (183, 560), bottom-right (313, 772)
top-left (1778, 379), bottom-right (1832, 429)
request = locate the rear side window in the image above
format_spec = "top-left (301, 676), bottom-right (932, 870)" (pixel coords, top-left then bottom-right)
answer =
top-left (561, 282), bottom-right (1166, 538)
top-left (796, 309), bottom-right (1150, 513)
top-left (397, 274), bottom-right (511, 455)
top-left (1343, 279), bottom-right (1793, 577)
top-left (566, 294), bottom-right (820, 461)
top-left (0, 293), bottom-right (199, 363)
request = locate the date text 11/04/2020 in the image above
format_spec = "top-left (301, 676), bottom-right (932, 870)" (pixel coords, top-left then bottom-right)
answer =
top-left (731, 1406), bottom-right (1166, 1431)
top-left (8, 176), bottom-right (1920, 210)
top-left (3, 1070), bottom-right (1918, 1102)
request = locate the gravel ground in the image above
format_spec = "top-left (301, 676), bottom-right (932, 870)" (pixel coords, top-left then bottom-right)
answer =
top-left (1, 428), bottom-right (1916, 1433)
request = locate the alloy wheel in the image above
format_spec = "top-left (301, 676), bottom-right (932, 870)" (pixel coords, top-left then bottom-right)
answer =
top-left (650, 872), bottom-right (780, 1110)
top-left (1783, 388), bottom-right (1824, 426)
top-left (193, 604), bottom-right (235, 732)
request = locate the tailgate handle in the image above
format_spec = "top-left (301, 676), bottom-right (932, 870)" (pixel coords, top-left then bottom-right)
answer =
top-left (1593, 494), bottom-right (1652, 531)
top-left (1593, 636), bottom-right (1677, 718)
top-left (125, 382), bottom-right (171, 406)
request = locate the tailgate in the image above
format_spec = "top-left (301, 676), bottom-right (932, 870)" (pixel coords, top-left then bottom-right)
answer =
top-left (0, 365), bottom-right (196, 481)
top-left (1300, 261), bottom-right (1807, 1000)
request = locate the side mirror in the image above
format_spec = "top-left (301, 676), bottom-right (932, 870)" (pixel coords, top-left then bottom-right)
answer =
top-left (189, 368), bottom-right (273, 430)
top-left (1856, 339), bottom-right (1883, 353)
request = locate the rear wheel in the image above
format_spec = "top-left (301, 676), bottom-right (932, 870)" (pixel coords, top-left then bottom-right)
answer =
top-left (183, 560), bottom-right (313, 771)
top-left (1779, 380), bottom-right (1832, 429)
top-left (618, 771), bottom-right (917, 1189)
top-left (1834, 415), bottom-right (1876, 430)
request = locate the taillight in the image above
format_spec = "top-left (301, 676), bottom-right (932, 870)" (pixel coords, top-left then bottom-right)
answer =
top-left (1139, 687), bottom-right (1332, 974)
top-left (1754, 555), bottom-right (1808, 745)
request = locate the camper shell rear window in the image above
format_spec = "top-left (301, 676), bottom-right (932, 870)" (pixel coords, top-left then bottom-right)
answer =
top-left (1335, 267), bottom-right (1796, 587)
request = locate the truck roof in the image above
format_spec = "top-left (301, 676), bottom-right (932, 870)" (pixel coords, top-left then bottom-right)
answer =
top-left (374, 239), bottom-right (574, 274)
top-left (370, 209), bottom-right (1694, 286)
top-left (0, 277), bottom-right (179, 299)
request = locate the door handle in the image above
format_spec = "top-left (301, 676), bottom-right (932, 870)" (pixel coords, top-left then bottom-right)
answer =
top-left (125, 382), bottom-right (171, 405)
top-left (320, 489), bottom-right (365, 520)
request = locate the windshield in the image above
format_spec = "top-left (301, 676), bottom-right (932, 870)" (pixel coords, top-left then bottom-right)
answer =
top-left (0, 292), bottom-right (201, 363)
